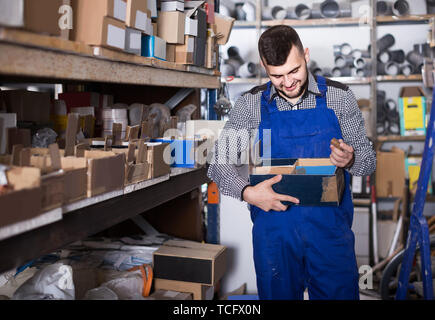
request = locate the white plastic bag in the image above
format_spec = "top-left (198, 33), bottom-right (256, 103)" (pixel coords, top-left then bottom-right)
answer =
top-left (12, 263), bottom-right (75, 300)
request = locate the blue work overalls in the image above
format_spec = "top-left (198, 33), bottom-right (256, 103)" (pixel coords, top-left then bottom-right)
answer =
top-left (251, 76), bottom-right (359, 300)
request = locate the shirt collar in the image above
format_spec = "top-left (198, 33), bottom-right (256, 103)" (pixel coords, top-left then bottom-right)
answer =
top-left (268, 71), bottom-right (322, 103)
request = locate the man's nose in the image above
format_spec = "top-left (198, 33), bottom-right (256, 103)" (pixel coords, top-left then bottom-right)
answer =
top-left (283, 74), bottom-right (293, 87)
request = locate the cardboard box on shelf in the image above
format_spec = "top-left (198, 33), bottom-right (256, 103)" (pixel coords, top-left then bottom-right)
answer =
top-left (0, 166), bottom-right (42, 228)
top-left (157, 11), bottom-right (185, 45)
top-left (175, 35), bottom-right (195, 64)
top-left (406, 156), bottom-right (432, 195)
top-left (398, 86), bottom-right (427, 136)
top-left (71, 1), bottom-right (127, 50)
top-left (7, 128), bottom-right (31, 155)
top-left (1, 90), bottom-right (51, 124)
top-left (376, 147), bottom-right (405, 198)
top-left (213, 13), bottom-right (235, 45)
top-left (145, 289), bottom-right (193, 300)
top-left (126, 0), bottom-right (151, 32)
top-left (125, 27), bottom-right (142, 55)
top-left (20, 0), bottom-right (71, 38)
top-left (83, 150), bottom-right (126, 197)
top-left (58, 92), bottom-right (101, 114)
top-left (151, 22), bottom-right (157, 36)
top-left (160, 1), bottom-right (184, 12)
top-left (141, 35), bottom-right (166, 60)
top-left (146, 142), bottom-right (171, 179)
top-left (151, 138), bottom-right (206, 168)
top-left (153, 239), bottom-right (227, 286)
top-left (250, 158), bottom-right (345, 206)
top-left (185, 120), bottom-right (226, 143)
top-left (111, 140), bottom-right (150, 185)
top-left (154, 279), bottom-right (214, 300)
top-left (166, 44), bottom-right (176, 62)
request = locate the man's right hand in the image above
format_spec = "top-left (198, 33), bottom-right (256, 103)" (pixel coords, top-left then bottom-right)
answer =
top-left (243, 175), bottom-right (300, 212)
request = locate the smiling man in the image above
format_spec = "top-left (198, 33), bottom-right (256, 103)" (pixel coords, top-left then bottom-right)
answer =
top-left (208, 25), bottom-right (376, 300)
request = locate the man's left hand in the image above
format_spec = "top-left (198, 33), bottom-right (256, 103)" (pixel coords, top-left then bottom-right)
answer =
top-left (330, 139), bottom-right (355, 168)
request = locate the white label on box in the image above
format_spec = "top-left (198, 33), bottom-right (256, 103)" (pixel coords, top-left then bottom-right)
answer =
top-left (147, 0), bottom-right (157, 18)
top-left (0, 113), bottom-right (17, 154)
top-left (185, 17), bottom-right (198, 36)
top-left (107, 24), bottom-right (126, 49)
top-left (0, 0), bottom-right (24, 27)
top-left (135, 10), bottom-right (147, 31)
top-left (161, 1), bottom-right (184, 12)
top-left (352, 175), bottom-right (363, 194)
top-left (130, 32), bottom-right (141, 50)
top-left (187, 37), bottom-right (194, 53)
top-left (114, 0), bottom-right (127, 22)
top-left (163, 290), bottom-right (180, 298)
top-left (154, 36), bottom-right (167, 60)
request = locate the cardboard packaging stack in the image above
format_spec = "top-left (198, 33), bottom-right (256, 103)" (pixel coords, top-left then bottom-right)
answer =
top-left (153, 240), bottom-right (227, 300)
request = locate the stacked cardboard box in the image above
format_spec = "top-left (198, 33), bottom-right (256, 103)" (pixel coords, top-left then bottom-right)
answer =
top-left (153, 240), bottom-right (227, 300)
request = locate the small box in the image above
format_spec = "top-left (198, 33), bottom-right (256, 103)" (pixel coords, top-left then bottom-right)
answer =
top-left (160, 1), bottom-right (184, 12)
top-left (126, 0), bottom-right (151, 32)
top-left (141, 35), bottom-right (167, 60)
top-left (398, 86), bottom-right (427, 136)
top-left (166, 44), bottom-right (176, 62)
top-left (146, 142), bottom-right (171, 179)
top-left (376, 147), bottom-right (405, 198)
top-left (151, 138), bottom-right (206, 168)
top-left (147, 0), bottom-right (157, 18)
top-left (24, 0), bottom-right (71, 38)
top-left (0, 166), bottom-right (42, 228)
top-left (153, 239), bottom-right (227, 286)
top-left (185, 16), bottom-right (198, 36)
top-left (213, 13), bottom-right (235, 45)
top-left (71, 0), bottom-right (127, 49)
top-left (125, 27), bottom-right (142, 55)
top-left (175, 35), bottom-right (195, 64)
top-left (406, 156), bottom-right (432, 195)
top-left (154, 279), bottom-right (214, 300)
top-left (250, 158), bottom-right (345, 206)
top-left (157, 11), bottom-right (185, 44)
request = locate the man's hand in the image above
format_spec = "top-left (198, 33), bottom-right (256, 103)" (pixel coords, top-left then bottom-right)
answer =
top-left (243, 175), bottom-right (300, 212)
top-left (330, 139), bottom-right (355, 168)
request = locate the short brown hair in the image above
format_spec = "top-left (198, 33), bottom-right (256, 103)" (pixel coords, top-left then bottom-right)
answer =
top-left (258, 25), bottom-right (304, 66)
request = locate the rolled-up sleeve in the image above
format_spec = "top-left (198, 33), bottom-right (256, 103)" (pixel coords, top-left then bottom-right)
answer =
top-left (339, 89), bottom-right (377, 176)
top-left (207, 94), bottom-right (254, 200)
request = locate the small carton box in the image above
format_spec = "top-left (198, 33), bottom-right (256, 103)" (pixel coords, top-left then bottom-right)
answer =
top-left (71, 1), bottom-right (127, 50)
top-left (141, 35), bottom-right (167, 60)
top-left (0, 166), bottom-right (42, 228)
top-left (111, 141), bottom-right (150, 185)
top-left (153, 239), bottom-right (227, 286)
top-left (154, 279), bottom-right (214, 300)
top-left (166, 44), bottom-right (176, 62)
top-left (160, 1), bottom-right (184, 12)
top-left (24, 0), bottom-right (71, 38)
top-left (175, 35), bottom-right (195, 64)
top-left (376, 147), bottom-right (406, 198)
top-left (126, 0), bottom-right (151, 32)
top-left (146, 142), bottom-right (171, 179)
top-left (406, 156), bottom-right (432, 195)
top-left (84, 150), bottom-right (126, 197)
top-left (398, 86), bottom-right (427, 136)
top-left (151, 138), bottom-right (206, 168)
top-left (213, 13), bottom-right (235, 45)
top-left (157, 11), bottom-right (186, 44)
top-left (250, 158), bottom-right (345, 206)
top-left (125, 27), bottom-right (142, 55)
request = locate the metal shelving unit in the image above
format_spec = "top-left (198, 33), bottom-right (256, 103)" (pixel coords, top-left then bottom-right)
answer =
top-left (0, 26), bottom-right (220, 274)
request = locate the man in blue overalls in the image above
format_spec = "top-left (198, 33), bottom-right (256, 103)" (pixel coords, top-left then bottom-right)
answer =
top-left (208, 25), bottom-right (376, 300)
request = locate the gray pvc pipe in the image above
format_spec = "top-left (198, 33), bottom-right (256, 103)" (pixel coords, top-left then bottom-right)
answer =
top-left (377, 1), bottom-right (393, 16)
top-left (392, 0), bottom-right (410, 16)
top-left (400, 64), bottom-right (414, 76)
top-left (377, 34), bottom-right (395, 52)
top-left (390, 49), bottom-right (405, 63)
top-left (272, 6), bottom-right (287, 19)
top-left (320, 0), bottom-right (340, 18)
top-left (352, 49), bottom-right (371, 59)
top-left (378, 51), bottom-right (391, 64)
top-left (385, 61), bottom-right (400, 76)
top-left (353, 57), bottom-right (371, 69)
top-left (406, 50), bottom-right (424, 69)
top-left (287, 4), bottom-right (311, 20)
top-left (335, 55), bottom-right (354, 68)
top-left (238, 62), bottom-right (258, 78)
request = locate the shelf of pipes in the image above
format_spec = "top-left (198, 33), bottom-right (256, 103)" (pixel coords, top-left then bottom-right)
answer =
top-left (218, 0), bottom-right (435, 274)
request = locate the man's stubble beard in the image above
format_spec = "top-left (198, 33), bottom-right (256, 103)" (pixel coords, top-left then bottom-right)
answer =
top-left (276, 63), bottom-right (309, 101)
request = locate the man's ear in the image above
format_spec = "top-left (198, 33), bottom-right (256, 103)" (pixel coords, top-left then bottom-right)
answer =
top-left (304, 48), bottom-right (310, 65)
